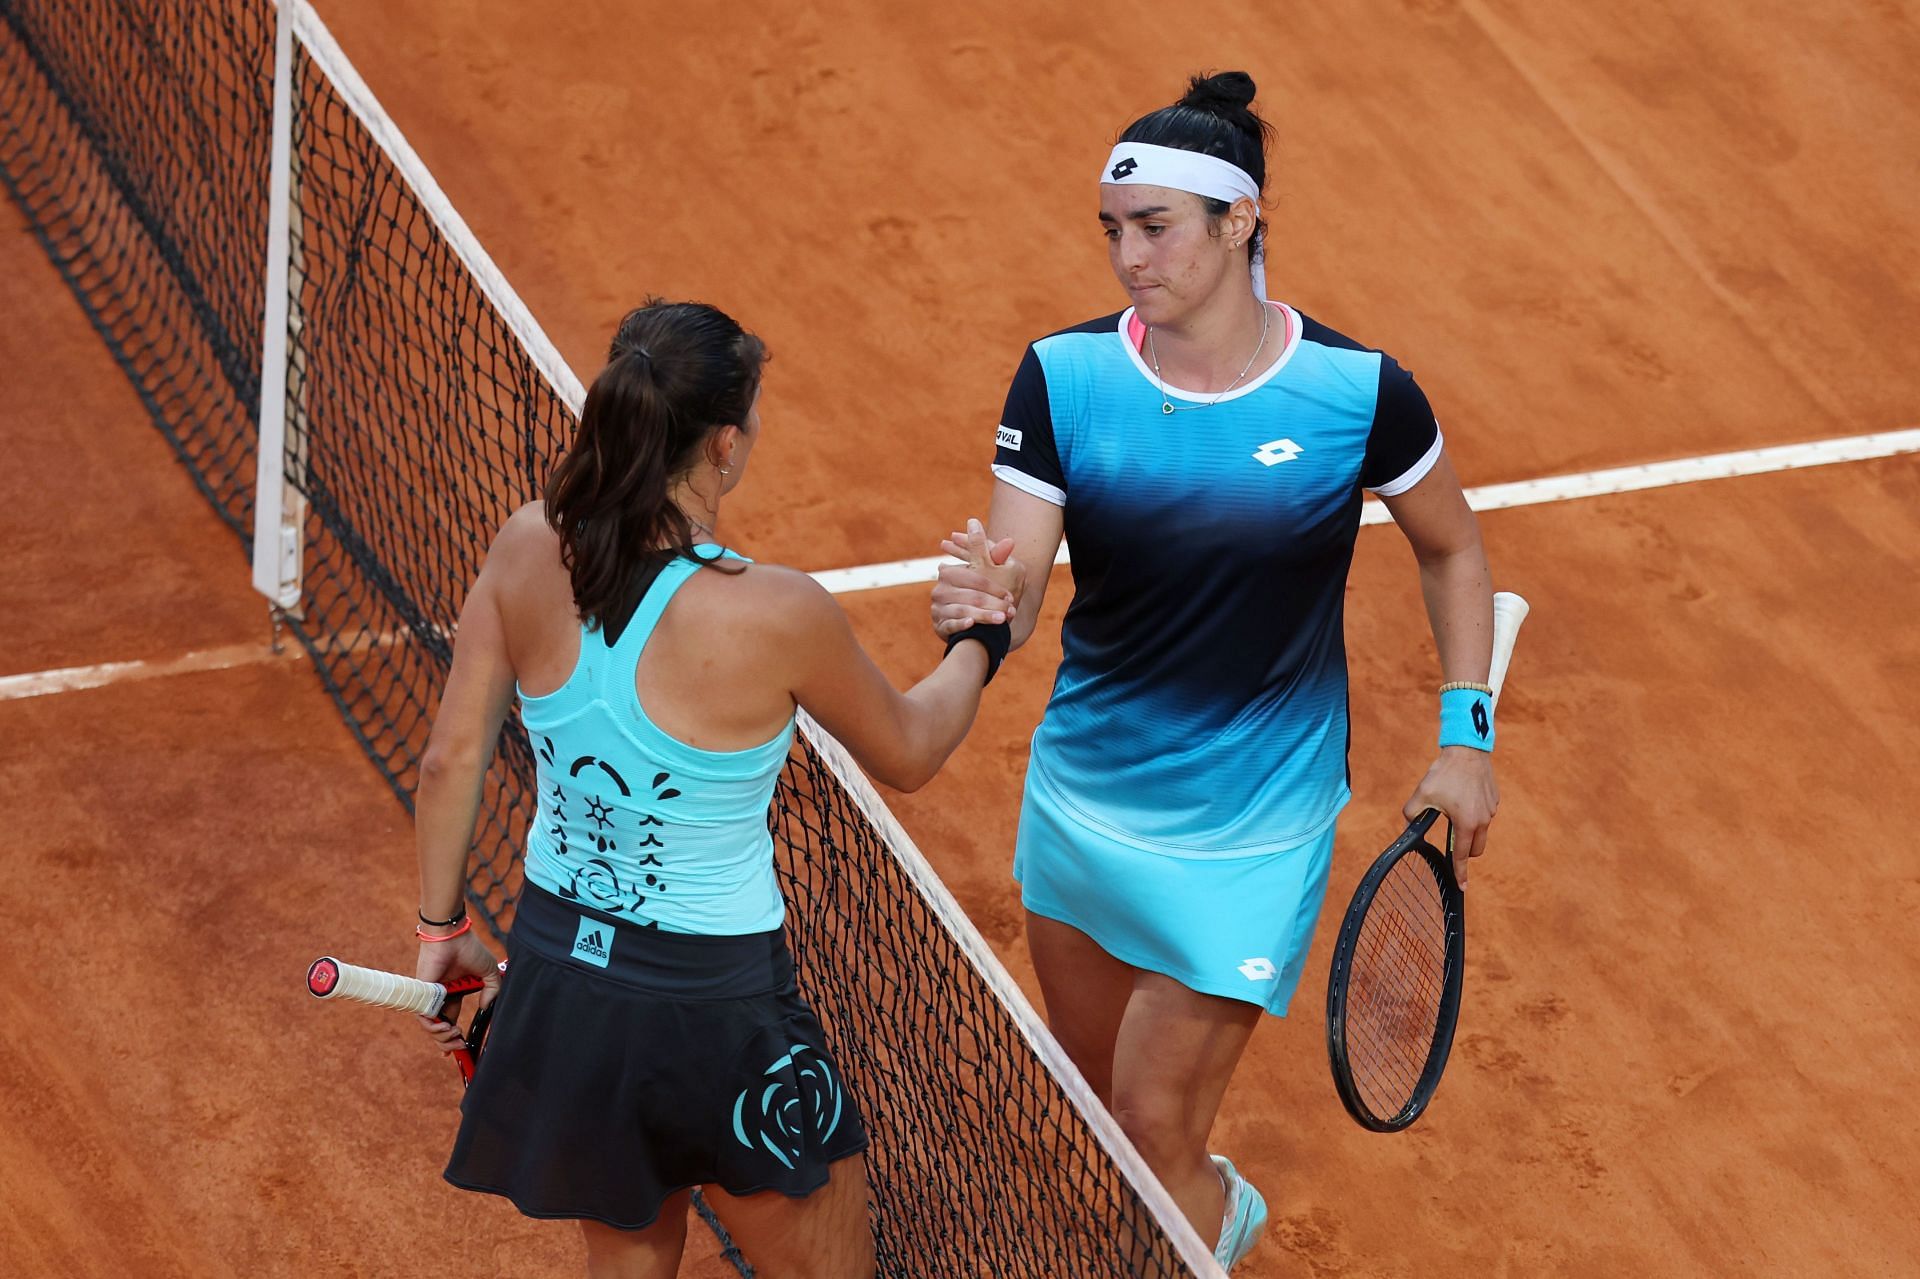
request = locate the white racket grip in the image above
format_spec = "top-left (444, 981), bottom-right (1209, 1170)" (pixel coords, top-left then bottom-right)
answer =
top-left (307, 956), bottom-right (450, 1017)
top-left (1489, 592), bottom-right (1531, 705)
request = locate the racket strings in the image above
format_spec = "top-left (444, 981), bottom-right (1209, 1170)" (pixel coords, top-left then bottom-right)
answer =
top-left (1345, 855), bottom-right (1454, 1117)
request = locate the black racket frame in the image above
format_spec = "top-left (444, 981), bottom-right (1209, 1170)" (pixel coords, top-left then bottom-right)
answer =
top-left (1325, 808), bottom-right (1466, 1133)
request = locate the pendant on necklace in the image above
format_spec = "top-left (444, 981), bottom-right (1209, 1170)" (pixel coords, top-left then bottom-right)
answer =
top-left (1161, 402), bottom-right (1175, 415)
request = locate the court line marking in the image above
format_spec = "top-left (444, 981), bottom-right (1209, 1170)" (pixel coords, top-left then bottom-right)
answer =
top-left (808, 428), bottom-right (1920, 594)
top-left (0, 629), bottom-right (434, 703)
top-left (0, 641), bottom-right (301, 702)
top-left (8, 428), bottom-right (1913, 701)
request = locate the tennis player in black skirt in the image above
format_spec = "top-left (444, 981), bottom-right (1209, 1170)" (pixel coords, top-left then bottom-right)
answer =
top-left (410, 299), bottom-right (1020, 1277)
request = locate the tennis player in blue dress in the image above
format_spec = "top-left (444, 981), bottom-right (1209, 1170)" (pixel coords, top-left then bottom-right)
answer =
top-left (934, 73), bottom-right (1500, 1270)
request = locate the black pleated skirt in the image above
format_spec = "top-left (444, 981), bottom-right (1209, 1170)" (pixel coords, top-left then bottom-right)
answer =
top-left (444, 883), bottom-right (867, 1229)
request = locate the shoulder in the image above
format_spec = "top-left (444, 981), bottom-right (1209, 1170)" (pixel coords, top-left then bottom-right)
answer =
top-left (1290, 308), bottom-right (1426, 400)
top-left (735, 560), bottom-right (835, 611)
top-left (1035, 311), bottom-right (1128, 344)
top-left (478, 503), bottom-right (572, 621)
top-left (1292, 310), bottom-right (1378, 357)
top-left (1288, 312), bottom-right (1445, 493)
top-left (475, 503), bottom-right (564, 592)
top-left (685, 559), bottom-right (843, 641)
top-left (490, 502), bottom-right (560, 559)
top-left (1011, 310), bottom-right (1131, 407)
top-left (1027, 310), bottom-right (1128, 363)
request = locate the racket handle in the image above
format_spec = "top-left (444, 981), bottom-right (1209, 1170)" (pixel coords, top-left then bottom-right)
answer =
top-left (306, 956), bottom-right (482, 1017)
top-left (1489, 591), bottom-right (1531, 705)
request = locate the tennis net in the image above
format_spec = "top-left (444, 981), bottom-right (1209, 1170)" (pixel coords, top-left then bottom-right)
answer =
top-left (0, 2), bottom-right (1218, 1274)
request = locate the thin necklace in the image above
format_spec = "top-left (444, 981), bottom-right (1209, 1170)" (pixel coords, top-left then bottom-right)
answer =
top-left (1147, 303), bottom-right (1270, 415)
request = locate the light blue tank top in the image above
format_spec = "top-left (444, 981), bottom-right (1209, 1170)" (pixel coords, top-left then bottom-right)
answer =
top-left (519, 547), bottom-right (794, 934)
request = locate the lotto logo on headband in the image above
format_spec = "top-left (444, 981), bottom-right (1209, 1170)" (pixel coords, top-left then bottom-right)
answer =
top-left (1099, 141), bottom-right (1260, 205)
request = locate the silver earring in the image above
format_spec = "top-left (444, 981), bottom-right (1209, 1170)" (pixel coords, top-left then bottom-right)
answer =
top-left (718, 464), bottom-right (732, 476)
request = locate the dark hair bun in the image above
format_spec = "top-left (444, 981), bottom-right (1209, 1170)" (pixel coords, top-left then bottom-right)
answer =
top-left (1179, 71), bottom-right (1257, 114)
top-left (1118, 69), bottom-right (1273, 191)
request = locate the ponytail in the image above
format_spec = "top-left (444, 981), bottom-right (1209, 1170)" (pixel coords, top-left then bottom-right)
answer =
top-left (545, 300), bottom-right (765, 629)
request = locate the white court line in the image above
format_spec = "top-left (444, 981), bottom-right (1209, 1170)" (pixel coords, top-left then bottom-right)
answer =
top-left (0, 641), bottom-right (301, 702)
top-left (8, 429), bottom-right (1912, 700)
top-left (809, 428), bottom-right (1920, 594)
top-left (0, 628), bottom-right (437, 703)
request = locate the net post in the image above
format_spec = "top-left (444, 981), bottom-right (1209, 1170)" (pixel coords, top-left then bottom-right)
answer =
top-left (250, 1), bottom-right (303, 613)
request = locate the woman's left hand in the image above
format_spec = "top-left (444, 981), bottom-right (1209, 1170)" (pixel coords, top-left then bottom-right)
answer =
top-left (1401, 748), bottom-right (1498, 887)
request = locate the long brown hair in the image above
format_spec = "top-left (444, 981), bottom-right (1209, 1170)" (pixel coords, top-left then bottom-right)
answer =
top-left (545, 299), bottom-right (766, 629)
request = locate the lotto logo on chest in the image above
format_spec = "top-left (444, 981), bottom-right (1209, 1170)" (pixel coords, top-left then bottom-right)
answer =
top-left (1252, 437), bottom-right (1303, 467)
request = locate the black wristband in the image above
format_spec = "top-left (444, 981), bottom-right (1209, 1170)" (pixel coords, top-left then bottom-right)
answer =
top-left (945, 620), bottom-right (1012, 685)
top-left (418, 905), bottom-right (467, 928)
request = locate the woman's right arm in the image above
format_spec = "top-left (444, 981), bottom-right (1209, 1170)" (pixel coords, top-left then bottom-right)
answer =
top-left (933, 480), bottom-right (1065, 651)
top-left (780, 526), bottom-right (1016, 792)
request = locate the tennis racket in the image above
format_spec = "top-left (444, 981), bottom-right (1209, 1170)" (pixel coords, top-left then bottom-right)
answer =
top-left (306, 955), bottom-right (504, 1085)
top-left (1325, 590), bottom-right (1530, 1132)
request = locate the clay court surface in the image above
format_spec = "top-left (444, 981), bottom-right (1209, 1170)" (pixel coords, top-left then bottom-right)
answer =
top-left (4, 1), bottom-right (1919, 1274)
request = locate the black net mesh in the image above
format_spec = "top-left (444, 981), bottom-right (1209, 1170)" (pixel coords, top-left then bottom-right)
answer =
top-left (0, 0), bottom-right (270, 537)
top-left (0, 3), bottom-right (1204, 1274)
top-left (283, 38), bottom-right (564, 927)
top-left (775, 743), bottom-right (1200, 1276)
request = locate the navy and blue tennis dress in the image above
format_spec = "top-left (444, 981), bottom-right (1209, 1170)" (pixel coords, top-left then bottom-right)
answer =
top-left (994, 303), bottom-right (1442, 1015)
top-left (444, 548), bottom-right (867, 1227)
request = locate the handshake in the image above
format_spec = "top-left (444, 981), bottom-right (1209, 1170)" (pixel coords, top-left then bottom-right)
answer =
top-left (930, 517), bottom-right (1027, 643)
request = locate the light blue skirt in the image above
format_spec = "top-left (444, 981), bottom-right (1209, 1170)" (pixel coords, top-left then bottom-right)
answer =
top-left (1013, 765), bottom-right (1338, 1017)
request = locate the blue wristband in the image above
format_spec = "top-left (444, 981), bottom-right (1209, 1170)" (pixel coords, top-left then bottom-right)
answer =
top-left (1438, 687), bottom-right (1494, 751)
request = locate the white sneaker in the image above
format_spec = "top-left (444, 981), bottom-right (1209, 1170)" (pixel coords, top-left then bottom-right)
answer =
top-left (1210, 1153), bottom-right (1268, 1271)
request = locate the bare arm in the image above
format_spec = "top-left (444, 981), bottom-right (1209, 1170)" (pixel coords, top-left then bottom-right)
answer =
top-left (416, 563), bottom-right (518, 924)
top-left (933, 480), bottom-right (1065, 651)
top-left (1385, 451), bottom-right (1493, 683)
top-left (410, 530), bottom-right (518, 1038)
top-left (790, 523), bottom-right (1013, 791)
top-left (1380, 450), bottom-right (1499, 879)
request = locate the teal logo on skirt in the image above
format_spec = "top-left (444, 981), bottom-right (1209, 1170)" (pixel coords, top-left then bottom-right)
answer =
top-left (569, 915), bottom-right (613, 968)
top-left (730, 1043), bottom-right (844, 1169)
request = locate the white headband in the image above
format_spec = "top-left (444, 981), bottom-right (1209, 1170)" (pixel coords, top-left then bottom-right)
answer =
top-left (1100, 141), bottom-right (1268, 299)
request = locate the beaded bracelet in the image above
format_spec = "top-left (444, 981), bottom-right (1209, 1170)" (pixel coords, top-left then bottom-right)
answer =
top-left (1439, 680), bottom-right (1494, 695)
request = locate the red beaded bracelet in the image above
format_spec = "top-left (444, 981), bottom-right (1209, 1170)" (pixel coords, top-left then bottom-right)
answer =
top-left (416, 916), bottom-right (473, 942)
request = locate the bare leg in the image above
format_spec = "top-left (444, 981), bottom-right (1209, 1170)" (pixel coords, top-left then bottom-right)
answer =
top-left (1110, 972), bottom-right (1261, 1248)
top-left (1026, 910), bottom-right (1137, 1105)
top-left (578, 1190), bottom-right (690, 1279)
top-left (705, 1153), bottom-right (875, 1279)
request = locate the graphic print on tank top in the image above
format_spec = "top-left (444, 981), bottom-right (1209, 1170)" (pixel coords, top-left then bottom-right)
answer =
top-left (519, 548), bottom-right (792, 935)
top-left (536, 733), bottom-right (682, 926)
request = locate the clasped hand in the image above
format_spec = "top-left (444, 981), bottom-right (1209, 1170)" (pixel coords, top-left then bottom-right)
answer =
top-left (931, 518), bottom-right (1023, 638)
